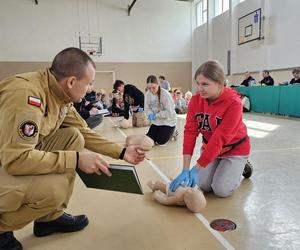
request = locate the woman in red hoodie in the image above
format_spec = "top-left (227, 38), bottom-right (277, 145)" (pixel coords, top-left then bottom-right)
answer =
top-left (170, 61), bottom-right (251, 197)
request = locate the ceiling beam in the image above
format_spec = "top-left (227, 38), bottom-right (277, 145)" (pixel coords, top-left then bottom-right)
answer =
top-left (128, 0), bottom-right (137, 16)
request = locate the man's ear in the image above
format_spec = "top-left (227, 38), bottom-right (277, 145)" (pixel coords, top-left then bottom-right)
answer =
top-left (65, 76), bottom-right (76, 89)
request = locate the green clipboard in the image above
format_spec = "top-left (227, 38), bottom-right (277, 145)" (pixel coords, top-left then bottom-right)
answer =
top-left (76, 164), bottom-right (143, 195)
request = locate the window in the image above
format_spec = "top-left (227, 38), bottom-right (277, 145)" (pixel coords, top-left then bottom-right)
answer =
top-left (196, 0), bottom-right (207, 27)
top-left (214, 0), bottom-right (229, 16)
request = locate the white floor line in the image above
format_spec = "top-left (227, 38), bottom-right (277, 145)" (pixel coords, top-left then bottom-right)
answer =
top-left (146, 159), bottom-right (235, 250)
top-left (108, 118), bottom-right (128, 138)
top-left (108, 118), bottom-right (235, 250)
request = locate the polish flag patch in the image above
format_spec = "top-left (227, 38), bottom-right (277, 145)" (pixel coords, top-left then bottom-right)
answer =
top-left (28, 96), bottom-right (41, 107)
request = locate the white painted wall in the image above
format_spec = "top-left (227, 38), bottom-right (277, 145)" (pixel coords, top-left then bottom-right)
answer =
top-left (210, 11), bottom-right (230, 70)
top-left (0, 0), bottom-right (192, 62)
top-left (192, 0), bottom-right (300, 76)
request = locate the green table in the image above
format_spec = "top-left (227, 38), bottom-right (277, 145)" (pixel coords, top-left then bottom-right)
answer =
top-left (235, 85), bottom-right (300, 117)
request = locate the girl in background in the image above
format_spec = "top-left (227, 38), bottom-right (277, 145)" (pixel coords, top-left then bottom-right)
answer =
top-left (145, 75), bottom-right (177, 145)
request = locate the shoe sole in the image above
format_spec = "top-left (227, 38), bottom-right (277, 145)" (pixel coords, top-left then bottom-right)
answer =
top-left (242, 161), bottom-right (253, 179)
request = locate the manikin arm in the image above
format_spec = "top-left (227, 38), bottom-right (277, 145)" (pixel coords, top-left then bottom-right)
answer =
top-left (153, 190), bottom-right (181, 206)
top-left (147, 180), bottom-right (167, 194)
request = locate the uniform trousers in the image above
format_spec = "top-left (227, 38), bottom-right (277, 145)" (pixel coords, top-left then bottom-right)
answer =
top-left (0, 127), bottom-right (84, 232)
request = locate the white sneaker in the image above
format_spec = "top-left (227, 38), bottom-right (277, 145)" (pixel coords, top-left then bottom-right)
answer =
top-left (171, 129), bottom-right (179, 141)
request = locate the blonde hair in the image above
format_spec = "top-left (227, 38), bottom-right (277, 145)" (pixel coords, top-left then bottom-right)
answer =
top-left (194, 60), bottom-right (225, 85)
top-left (184, 91), bottom-right (192, 99)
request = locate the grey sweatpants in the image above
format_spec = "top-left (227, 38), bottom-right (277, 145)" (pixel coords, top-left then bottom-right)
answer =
top-left (198, 156), bottom-right (248, 197)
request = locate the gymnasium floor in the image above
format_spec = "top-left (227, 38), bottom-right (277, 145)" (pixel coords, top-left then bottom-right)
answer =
top-left (16, 113), bottom-right (300, 250)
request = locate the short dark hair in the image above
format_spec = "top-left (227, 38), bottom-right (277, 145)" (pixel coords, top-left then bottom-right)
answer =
top-left (113, 80), bottom-right (125, 91)
top-left (263, 70), bottom-right (270, 74)
top-left (50, 47), bottom-right (95, 81)
top-left (146, 75), bottom-right (158, 84)
top-left (292, 68), bottom-right (300, 74)
top-left (159, 75), bottom-right (165, 80)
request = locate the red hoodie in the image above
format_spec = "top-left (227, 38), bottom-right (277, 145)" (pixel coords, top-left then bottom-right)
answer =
top-left (183, 88), bottom-right (250, 167)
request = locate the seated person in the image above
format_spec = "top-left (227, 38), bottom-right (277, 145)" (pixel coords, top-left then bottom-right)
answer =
top-left (259, 70), bottom-right (274, 86)
top-left (158, 75), bottom-right (171, 91)
top-left (74, 84), bottom-right (103, 129)
top-left (174, 91), bottom-right (187, 114)
top-left (290, 68), bottom-right (300, 84)
top-left (241, 71), bottom-right (256, 87)
top-left (111, 90), bottom-right (125, 117)
top-left (184, 91), bottom-right (192, 107)
top-left (172, 88), bottom-right (178, 102)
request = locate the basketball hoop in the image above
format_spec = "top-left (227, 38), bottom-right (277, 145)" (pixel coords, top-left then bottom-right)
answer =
top-left (79, 35), bottom-right (102, 57)
top-left (87, 49), bottom-right (96, 56)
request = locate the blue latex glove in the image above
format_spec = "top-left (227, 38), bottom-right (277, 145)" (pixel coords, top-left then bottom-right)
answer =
top-left (148, 113), bottom-right (156, 121)
top-left (169, 168), bottom-right (189, 192)
top-left (188, 165), bottom-right (201, 187)
top-left (138, 107), bottom-right (144, 112)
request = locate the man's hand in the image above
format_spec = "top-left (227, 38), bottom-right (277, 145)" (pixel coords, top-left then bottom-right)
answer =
top-left (123, 145), bottom-right (146, 164)
top-left (78, 152), bottom-right (111, 176)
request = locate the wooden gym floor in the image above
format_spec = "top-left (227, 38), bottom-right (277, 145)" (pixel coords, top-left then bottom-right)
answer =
top-left (16, 113), bottom-right (300, 250)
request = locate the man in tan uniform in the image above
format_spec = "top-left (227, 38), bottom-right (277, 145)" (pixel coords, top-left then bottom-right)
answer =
top-left (0, 48), bottom-right (145, 250)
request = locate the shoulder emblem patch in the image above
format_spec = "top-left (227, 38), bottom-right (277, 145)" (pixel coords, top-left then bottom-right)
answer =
top-left (28, 96), bottom-right (41, 107)
top-left (18, 121), bottom-right (38, 139)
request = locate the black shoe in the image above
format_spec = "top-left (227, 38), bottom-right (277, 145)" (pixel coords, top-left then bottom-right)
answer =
top-left (243, 160), bottom-right (253, 179)
top-left (0, 232), bottom-right (23, 250)
top-left (33, 213), bottom-right (89, 237)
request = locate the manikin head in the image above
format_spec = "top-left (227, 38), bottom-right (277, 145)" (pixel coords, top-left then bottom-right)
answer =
top-left (126, 135), bottom-right (154, 151)
top-left (50, 47), bottom-right (96, 103)
top-left (183, 188), bottom-right (207, 213)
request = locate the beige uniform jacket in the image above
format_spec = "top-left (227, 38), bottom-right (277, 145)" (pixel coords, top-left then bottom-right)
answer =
top-left (0, 69), bottom-right (122, 175)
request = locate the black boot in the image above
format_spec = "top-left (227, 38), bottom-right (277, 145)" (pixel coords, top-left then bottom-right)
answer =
top-left (243, 160), bottom-right (253, 179)
top-left (0, 232), bottom-right (23, 250)
top-left (33, 213), bottom-right (89, 237)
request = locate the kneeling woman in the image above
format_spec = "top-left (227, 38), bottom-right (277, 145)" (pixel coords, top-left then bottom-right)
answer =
top-left (145, 75), bottom-right (177, 145)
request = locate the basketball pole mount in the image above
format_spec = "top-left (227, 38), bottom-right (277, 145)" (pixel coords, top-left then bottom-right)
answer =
top-left (128, 0), bottom-right (137, 16)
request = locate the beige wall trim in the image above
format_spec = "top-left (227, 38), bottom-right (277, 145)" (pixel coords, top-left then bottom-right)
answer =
top-left (0, 61), bottom-right (192, 94)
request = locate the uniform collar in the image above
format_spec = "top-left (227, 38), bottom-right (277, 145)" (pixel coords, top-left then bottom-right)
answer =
top-left (46, 68), bottom-right (71, 104)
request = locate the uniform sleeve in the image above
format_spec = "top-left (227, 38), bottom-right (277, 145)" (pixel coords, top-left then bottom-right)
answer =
top-left (62, 105), bottom-right (123, 159)
top-left (183, 96), bottom-right (199, 155)
top-left (0, 89), bottom-right (77, 176)
top-left (197, 101), bottom-right (243, 167)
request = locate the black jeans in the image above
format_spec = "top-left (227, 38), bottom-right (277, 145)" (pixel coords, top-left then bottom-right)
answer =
top-left (85, 114), bottom-right (103, 129)
top-left (146, 124), bottom-right (175, 145)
